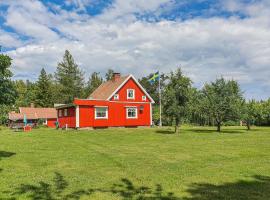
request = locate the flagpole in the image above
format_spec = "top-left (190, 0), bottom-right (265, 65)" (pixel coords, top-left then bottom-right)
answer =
top-left (159, 72), bottom-right (162, 127)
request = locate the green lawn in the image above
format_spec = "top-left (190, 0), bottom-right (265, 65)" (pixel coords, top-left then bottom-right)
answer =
top-left (0, 126), bottom-right (270, 200)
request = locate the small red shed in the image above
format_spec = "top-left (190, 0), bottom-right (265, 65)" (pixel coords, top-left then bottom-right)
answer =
top-left (56, 73), bottom-right (154, 129)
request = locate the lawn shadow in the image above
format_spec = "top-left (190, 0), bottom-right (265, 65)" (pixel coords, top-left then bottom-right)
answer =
top-left (0, 151), bottom-right (16, 173)
top-left (185, 128), bottom-right (247, 134)
top-left (0, 151), bottom-right (16, 159)
top-left (7, 173), bottom-right (180, 200)
top-left (5, 173), bottom-right (270, 200)
top-left (8, 172), bottom-right (94, 200)
top-left (184, 175), bottom-right (270, 200)
top-left (155, 128), bottom-right (175, 135)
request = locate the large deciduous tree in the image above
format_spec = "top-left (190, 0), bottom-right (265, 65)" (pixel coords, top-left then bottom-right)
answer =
top-left (163, 68), bottom-right (192, 133)
top-left (242, 100), bottom-right (258, 130)
top-left (55, 50), bottom-right (84, 103)
top-left (35, 68), bottom-right (53, 107)
top-left (0, 54), bottom-right (16, 105)
top-left (202, 78), bottom-right (243, 132)
top-left (0, 54), bottom-right (17, 124)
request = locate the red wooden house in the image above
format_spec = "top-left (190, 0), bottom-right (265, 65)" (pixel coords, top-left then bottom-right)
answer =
top-left (56, 73), bottom-right (154, 129)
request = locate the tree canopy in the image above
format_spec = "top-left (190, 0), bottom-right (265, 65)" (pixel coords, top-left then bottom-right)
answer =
top-left (163, 68), bottom-right (192, 133)
top-left (35, 68), bottom-right (53, 107)
top-left (55, 50), bottom-right (85, 103)
top-left (201, 78), bottom-right (244, 132)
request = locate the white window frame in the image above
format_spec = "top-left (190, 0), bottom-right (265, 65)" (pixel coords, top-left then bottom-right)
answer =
top-left (64, 109), bottom-right (68, 117)
top-left (142, 96), bottom-right (146, 101)
top-left (59, 110), bottom-right (62, 117)
top-left (126, 107), bottom-right (138, 119)
top-left (95, 107), bottom-right (108, 119)
top-left (114, 94), bottom-right (119, 100)
top-left (127, 89), bottom-right (135, 99)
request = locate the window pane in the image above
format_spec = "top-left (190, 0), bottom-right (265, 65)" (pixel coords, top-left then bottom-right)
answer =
top-left (127, 108), bottom-right (136, 118)
top-left (96, 107), bottom-right (107, 118)
top-left (128, 90), bottom-right (134, 98)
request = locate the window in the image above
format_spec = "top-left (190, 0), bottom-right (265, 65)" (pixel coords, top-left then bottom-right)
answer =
top-left (59, 110), bottom-right (62, 117)
top-left (126, 107), bottom-right (137, 119)
top-left (142, 96), bottom-right (146, 101)
top-left (95, 107), bottom-right (108, 119)
top-left (64, 109), bottom-right (68, 116)
top-left (114, 94), bottom-right (119, 100)
top-left (127, 89), bottom-right (135, 99)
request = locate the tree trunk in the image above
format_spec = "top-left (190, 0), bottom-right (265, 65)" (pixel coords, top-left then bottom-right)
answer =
top-left (175, 119), bottom-right (180, 134)
top-left (247, 121), bottom-right (251, 131)
top-left (217, 122), bottom-right (221, 132)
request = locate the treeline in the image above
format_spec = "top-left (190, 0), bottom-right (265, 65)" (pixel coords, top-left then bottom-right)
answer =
top-left (0, 50), bottom-right (115, 123)
top-left (1, 50), bottom-right (269, 131)
top-left (147, 69), bottom-right (270, 132)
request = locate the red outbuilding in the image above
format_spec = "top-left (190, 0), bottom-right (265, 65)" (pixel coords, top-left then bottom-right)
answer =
top-left (8, 106), bottom-right (57, 128)
top-left (56, 73), bottom-right (154, 129)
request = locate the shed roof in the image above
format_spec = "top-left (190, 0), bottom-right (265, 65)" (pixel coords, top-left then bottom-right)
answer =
top-left (8, 107), bottom-right (57, 121)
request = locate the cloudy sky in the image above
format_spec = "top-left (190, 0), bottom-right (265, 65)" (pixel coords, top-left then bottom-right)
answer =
top-left (0, 0), bottom-right (269, 100)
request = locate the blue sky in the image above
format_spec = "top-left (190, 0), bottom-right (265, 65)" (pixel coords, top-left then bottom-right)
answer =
top-left (0, 0), bottom-right (270, 100)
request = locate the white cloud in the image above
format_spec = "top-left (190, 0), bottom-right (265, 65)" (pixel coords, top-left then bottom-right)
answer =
top-left (1, 0), bottom-right (270, 100)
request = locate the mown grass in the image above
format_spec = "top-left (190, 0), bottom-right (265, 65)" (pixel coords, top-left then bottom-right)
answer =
top-left (0, 126), bottom-right (269, 199)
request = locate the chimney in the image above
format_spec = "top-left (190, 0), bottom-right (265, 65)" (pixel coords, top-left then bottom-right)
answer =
top-left (30, 103), bottom-right (35, 108)
top-left (112, 73), bottom-right (121, 81)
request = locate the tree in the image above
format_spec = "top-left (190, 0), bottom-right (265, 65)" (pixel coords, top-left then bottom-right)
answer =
top-left (55, 50), bottom-right (84, 103)
top-left (85, 72), bottom-right (103, 97)
top-left (105, 69), bottom-right (114, 81)
top-left (202, 78), bottom-right (243, 132)
top-left (0, 54), bottom-right (17, 105)
top-left (0, 54), bottom-right (17, 125)
top-left (187, 88), bottom-right (210, 126)
top-left (163, 68), bottom-right (192, 133)
top-left (35, 68), bottom-right (53, 107)
top-left (242, 100), bottom-right (258, 130)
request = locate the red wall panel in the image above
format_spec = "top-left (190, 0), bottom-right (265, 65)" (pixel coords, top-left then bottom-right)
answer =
top-left (58, 107), bottom-right (76, 128)
top-left (47, 118), bottom-right (57, 128)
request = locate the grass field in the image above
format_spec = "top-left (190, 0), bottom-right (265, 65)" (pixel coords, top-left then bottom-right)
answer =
top-left (0, 126), bottom-right (270, 199)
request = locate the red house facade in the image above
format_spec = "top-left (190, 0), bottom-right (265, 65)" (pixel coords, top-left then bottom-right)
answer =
top-left (56, 73), bottom-right (154, 129)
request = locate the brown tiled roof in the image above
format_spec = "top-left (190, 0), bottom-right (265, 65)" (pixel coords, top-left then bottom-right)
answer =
top-left (19, 107), bottom-right (57, 119)
top-left (88, 75), bottom-right (129, 100)
top-left (8, 112), bottom-right (24, 121)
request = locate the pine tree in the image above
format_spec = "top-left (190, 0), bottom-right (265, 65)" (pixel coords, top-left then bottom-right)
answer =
top-left (55, 50), bottom-right (84, 103)
top-left (35, 68), bottom-right (53, 107)
top-left (85, 72), bottom-right (103, 97)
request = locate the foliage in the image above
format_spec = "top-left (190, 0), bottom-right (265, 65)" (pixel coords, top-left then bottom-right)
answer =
top-left (242, 100), bottom-right (258, 130)
top-left (105, 69), bottom-right (115, 81)
top-left (84, 72), bottom-right (103, 97)
top-left (14, 80), bottom-right (36, 108)
top-left (0, 54), bottom-right (17, 106)
top-left (55, 50), bottom-right (85, 103)
top-left (201, 78), bottom-right (244, 132)
top-left (35, 68), bottom-right (54, 107)
top-left (0, 104), bottom-right (12, 125)
top-left (163, 68), bottom-right (192, 133)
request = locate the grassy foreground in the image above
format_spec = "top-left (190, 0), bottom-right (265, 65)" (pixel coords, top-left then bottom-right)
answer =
top-left (0, 126), bottom-right (270, 199)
